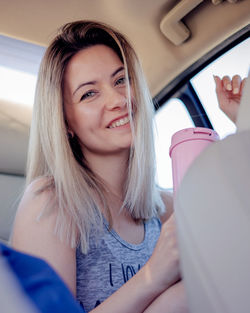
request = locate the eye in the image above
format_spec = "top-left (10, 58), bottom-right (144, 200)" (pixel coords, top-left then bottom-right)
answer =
top-left (80, 90), bottom-right (96, 101)
top-left (115, 76), bottom-right (126, 86)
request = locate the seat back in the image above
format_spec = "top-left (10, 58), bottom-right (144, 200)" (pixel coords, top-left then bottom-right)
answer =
top-left (0, 101), bottom-right (28, 243)
top-left (175, 72), bottom-right (250, 313)
top-left (0, 174), bottom-right (25, 244)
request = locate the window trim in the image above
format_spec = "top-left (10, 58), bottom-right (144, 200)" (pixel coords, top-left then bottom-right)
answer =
top-left (177, 82), bottom-right (213, 128)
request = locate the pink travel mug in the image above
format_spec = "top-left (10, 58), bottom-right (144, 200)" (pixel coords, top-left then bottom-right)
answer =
top-left (169, 127), bottom-right (219, 196)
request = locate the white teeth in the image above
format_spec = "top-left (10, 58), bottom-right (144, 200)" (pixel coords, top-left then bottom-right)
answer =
top-left (109, 116), bottom-right (130, 128)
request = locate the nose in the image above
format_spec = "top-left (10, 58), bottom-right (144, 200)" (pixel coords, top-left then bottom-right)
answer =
top-left (104, 86), bottom-right (127, 111)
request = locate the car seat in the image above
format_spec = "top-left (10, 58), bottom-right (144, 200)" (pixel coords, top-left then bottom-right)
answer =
top-left (175, 70), bottom-right (250, 313)
top-left (0, 106), bottom-right (27, 244)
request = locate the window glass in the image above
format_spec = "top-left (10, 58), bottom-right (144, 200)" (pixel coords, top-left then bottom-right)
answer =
top-left (154, 98), bottom-right (194, 189)
top-left (0, 66), bottom-right (37, 107)
top-left (0, 35), bottom-right (45, 108)
top-left (155, 38), bottom-right (249, 189)
top-left (191, 38), bottom-right (250, 139)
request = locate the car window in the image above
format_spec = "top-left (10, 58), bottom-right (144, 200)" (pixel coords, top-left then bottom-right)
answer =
top-left (0, 35), bottom-right (44, 108)
top-left (0, 66), bottom-right (37, 106)
top-left (191, 37), bottom-right (250, 139)
top-left (155, 37), bottom-right (250, 190)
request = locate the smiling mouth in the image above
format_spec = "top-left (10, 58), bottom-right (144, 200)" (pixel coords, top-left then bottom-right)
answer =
top-left (108, 116), bottom-right (130, 129)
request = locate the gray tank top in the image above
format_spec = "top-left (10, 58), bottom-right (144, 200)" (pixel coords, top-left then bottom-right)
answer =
top-left (76, 217), bottom-right (161, 312)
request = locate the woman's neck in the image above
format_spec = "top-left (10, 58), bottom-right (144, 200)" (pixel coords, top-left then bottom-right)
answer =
top-left (85, 150), bottom-right (129, 198)
top-left (84, 150), bottom-right (143, 239)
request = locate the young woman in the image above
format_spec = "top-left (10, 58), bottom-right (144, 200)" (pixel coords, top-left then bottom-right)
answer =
top-left (11, 20), bottom-right (245, 313)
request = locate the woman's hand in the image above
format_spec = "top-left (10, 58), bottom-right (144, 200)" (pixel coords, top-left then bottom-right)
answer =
top-left (214, 75), bottom-right (246, 123)
top-left (145, 214), bottom-right (180, 294)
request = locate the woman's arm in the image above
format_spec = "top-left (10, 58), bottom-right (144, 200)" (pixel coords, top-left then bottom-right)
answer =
top-left (144, 280), bottom-right (189, 313)
top-left (11, 179), bottom-right (77, 296)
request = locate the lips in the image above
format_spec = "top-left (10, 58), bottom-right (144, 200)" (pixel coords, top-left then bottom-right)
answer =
top-left (107, 114), bottom-right (130, 129)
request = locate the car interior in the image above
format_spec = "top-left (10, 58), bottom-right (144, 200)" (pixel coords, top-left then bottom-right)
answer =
top-left (0, 0), bottom-right (249, 311)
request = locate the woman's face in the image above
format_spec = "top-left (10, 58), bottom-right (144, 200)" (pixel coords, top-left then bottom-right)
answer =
top-left (63, 44), bottom-right (133, 160)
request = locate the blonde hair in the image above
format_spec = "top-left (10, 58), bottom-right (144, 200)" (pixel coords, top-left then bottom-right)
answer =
top-left (27, 20), bottom-right (164, 253)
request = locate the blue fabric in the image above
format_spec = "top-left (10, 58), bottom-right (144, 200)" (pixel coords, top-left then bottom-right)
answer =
top-left (0, 243), bottom-right (85, 313)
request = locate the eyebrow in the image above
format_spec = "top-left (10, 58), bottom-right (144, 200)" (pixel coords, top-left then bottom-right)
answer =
top-left (73, 66), bottom-right (125, 96)
top-left (111, 66), bottom-right (124, 78)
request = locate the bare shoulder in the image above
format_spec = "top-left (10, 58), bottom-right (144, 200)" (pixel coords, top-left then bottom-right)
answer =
top-left (11, 176), bottom-right (59, 250)
top-left (12, 177), bottom-right (56, 233)
top-left (159, 189), bottom-right (174, 224)
top-left (11, 177), bottom-right (76, 294)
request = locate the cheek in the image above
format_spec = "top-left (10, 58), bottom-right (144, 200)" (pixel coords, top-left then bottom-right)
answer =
top-left (67, 106), bottom-right (102, 135)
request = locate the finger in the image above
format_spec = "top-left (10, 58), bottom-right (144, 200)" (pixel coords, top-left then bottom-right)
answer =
top-left (213, 75), bottom-right (222, 90)
top-left (232, 74), bottom-right (241, 95)
top-left (240, 77), bottom-right (247, 94)
top-left (222, 75), bottom-right (232, 91)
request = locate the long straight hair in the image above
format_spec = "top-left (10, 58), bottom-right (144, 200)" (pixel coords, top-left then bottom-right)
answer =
top-left (27, 21), bottom-right (164, 253)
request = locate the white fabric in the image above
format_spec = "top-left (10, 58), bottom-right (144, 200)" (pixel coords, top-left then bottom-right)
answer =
top-left (236, 68), bottom-right (250, 132)
top-left (175, 72), bottom-right (250, 312)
